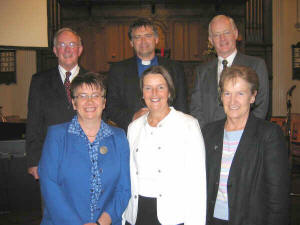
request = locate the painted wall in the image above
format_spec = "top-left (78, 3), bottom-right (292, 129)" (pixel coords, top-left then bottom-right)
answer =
top-left (273, 0), bottom-right (300, 116)
top-left (0, 50), bottom-right (36, 119)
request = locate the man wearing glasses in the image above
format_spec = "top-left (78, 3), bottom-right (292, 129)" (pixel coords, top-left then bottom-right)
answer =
top-left (106, 18), bottom-right (187, 131)
top-left (26, 28), bottom-right (87, 179)
top-left (190, 15), bottom-right (269, 128)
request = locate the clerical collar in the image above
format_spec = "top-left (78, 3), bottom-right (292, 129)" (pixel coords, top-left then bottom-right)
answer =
top-left (137, 56), bottom-right (157, 65)
top-left (137, 56), bottom-right (158, 77)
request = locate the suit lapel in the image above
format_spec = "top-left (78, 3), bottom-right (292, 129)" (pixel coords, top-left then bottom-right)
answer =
top-left (232, 52), bottom-right (244, 66)
top-left (207, 59), bottom-right (224, 118)
top-left (229, 115), bottom-right (258, 178)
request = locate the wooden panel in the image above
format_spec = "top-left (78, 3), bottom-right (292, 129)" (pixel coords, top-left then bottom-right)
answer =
top-left (188, 22), bottom-right (201, 61)
top-left (172, 22), bottom-right (185, 60)
top-left (105, 24), bottom-right (122, 62)
top-left (122, 24), bottom-right (134, 59)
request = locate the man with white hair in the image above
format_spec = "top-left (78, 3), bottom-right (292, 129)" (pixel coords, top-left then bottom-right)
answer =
top-left (26, 28), bottom-right (87, 179)
top-left (190, 15), bottom-right (269, 128)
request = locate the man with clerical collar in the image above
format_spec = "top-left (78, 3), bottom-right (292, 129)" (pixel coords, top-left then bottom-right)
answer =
top-left (26, 28), bottom-right (87, 179)
top-left (190, 15), bottom-right (269, 128)
top-left (106, 18), bottom-right (187, 131)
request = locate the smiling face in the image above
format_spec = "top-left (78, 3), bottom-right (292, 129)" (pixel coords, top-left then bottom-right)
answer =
top-left (221, 77), bottom-right (256, 123)
top-left (209, 16), bottom-right (238, 58)
top-left (53, 31), bottom-right (83, 71)
top-left (130, 26), bottom-right (158, 60)
top-left (142, 73), bottom-right (170, 115)
top-left (72, 84), bottom-right (105, 123)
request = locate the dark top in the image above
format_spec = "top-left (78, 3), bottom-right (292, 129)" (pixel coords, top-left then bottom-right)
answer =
top-left (202, 114), bottom-right (290, 225)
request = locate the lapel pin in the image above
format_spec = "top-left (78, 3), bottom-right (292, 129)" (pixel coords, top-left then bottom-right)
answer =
top-left (214, 145), bottom-right (218, 150)
top-left (100, 146), bottom-right (108, 155)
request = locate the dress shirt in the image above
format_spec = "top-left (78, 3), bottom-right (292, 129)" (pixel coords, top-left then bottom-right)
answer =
top-left (58, 64), bottom-right (80, 83)
top-left (217, 50), bottom-right (237, 83)
top-left (123, 107), bottom-right (206, 225)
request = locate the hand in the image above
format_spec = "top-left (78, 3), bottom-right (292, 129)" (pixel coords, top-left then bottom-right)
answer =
top-left (132, 108), bottom-right (149, 121)
top-left (98, 212), bottom-right (112, 225)
top-left (28, 166), bottom-right (39, 180)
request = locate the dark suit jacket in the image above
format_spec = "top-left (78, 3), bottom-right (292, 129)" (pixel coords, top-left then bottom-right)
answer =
top-left (202, 114), bottom-right (290, 225)
top-left (190, 52), bottom-right (269, 128)
top-left (26, 66), bottom-right (87, 167)
top-left (106, 56), bottom-right (187, 131)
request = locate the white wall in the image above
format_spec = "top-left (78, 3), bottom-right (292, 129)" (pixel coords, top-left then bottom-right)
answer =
top-left (273, 0), bottom-right (300, 116)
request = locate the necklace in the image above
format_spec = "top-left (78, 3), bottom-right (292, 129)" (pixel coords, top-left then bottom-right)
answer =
top-left (86, 134), bottom-right (97, 137)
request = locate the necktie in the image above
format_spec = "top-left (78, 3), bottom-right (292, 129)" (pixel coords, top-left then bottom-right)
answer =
top-left (64, 71), bottom-right (72, 103)
top-left (222, 59), bottom-right (228, 70)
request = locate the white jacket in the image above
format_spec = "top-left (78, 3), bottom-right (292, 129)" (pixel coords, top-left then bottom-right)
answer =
top-left (123, 108), bottom-right (206, 225)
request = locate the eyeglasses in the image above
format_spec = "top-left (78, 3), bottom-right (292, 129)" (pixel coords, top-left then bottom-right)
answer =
top-left (74, 93), bottom-right (104, 101)
top-left (56, 42), bottom-right (80, 48)
top-left (132, 33), bottom-right (154, 40)
top-left (211, 30), bottom-right (232, 39)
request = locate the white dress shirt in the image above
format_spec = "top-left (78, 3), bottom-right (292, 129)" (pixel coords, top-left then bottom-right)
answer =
top-left (217, 50), bottom-right (237, 83)
top-left (58, 64), bottom-right (80, 84)
top-left (123, 107), bottom-right (206, 225)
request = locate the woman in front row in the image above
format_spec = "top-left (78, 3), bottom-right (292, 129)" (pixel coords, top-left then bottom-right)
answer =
top-left (123, 65), bottom-right (206, 225)
top-left (39, 72), bottom-right (131, 225)
top-left (203, 65), bottom-right (290, 225)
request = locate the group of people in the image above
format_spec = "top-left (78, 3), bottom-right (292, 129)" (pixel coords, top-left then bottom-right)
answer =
top-left (26, 15), bottom-right (290, 225)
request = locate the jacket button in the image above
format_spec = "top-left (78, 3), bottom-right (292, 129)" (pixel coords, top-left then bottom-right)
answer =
top-left (158, 169), bottom-right (161, 173)
top-left (136, 171), bottom-right (138, 175)
top-left (134, 195), bottom-right (137, 199)
top-left (158, 146), bottom-right (161, 150)
top-left (99, 168), bottom-right (103, 173)
top-left (136, 148), bottom-right (138, 152)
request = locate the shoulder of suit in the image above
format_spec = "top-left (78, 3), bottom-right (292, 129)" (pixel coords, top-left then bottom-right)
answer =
top-left (107, 124), bottom-right (126, 137)
top-left (110, 57), bottom-right (136, 68)
top-left (196, 58), bottom-right (217, 69)
top-left (202, 119), bottom-right (225, 134)
top-left (31, 67), bottom-right (58, 81)
top-left (249, 115), bottom-right (280, 134)
top-left (236, 52), bottom-right (264, 63)
top-left (171, 109), bottom-right (198, 124)
top-left (47, 121), bottom-right (70, 135)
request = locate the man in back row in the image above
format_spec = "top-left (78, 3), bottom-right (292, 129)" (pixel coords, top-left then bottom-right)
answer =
top-left (106, 18), bottom-right (187, 131)
top-left (190, 15), bottom-right (269, 128)
top-left (26, 28), bottom-right (87, 179)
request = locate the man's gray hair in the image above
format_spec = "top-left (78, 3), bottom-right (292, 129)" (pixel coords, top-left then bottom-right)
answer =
top-left (208, 15), bottom-right (237, 37)
top-left (53, 27), bottom-right (82, 47)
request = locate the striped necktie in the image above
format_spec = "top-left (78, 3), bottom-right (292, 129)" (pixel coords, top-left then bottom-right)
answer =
top-left (64, 71), bottom-right (72, 103)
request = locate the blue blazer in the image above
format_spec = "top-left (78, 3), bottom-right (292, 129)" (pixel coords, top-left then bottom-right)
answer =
top-left (38, 120), bottom-right (131, 225)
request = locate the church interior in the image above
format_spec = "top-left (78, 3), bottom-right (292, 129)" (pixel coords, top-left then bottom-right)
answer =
top-left (0, 0), bottom-right (300, 224)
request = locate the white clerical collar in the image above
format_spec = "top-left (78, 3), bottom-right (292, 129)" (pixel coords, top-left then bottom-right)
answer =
top-left (141, 60), bottom-right (151, 65)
